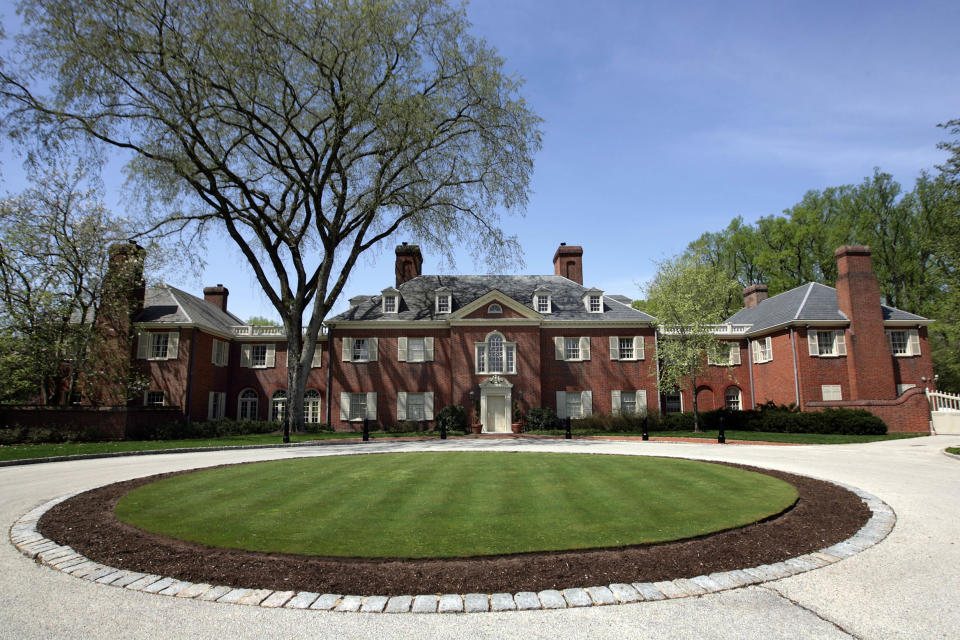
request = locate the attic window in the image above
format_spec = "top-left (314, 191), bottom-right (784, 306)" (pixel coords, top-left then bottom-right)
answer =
top-left (589, 295), bottom-right (602, 313)
top-left (383, 295), bottom-right (397, 313)
top-left (487, 303), bottom-right (502, 314)
top-left (435, 292), bottom-right (451, 314)
top-left (533, 290), bottom-right (552, 314)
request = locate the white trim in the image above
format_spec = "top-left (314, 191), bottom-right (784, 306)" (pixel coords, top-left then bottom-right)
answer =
top-left (447, 289), bottom-right (543, 320)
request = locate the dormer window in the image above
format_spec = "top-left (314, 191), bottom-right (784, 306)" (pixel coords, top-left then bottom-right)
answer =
top-left (381, 287), bottom-right (399, 314)
top-left (487, 303), bottom-right (502, 314)
top-left (435, 289), bottom-right (451, 314)
top-left (533, 287), bottom-right (552, 314)
top-left (582, 288), bottom-right (604, 313)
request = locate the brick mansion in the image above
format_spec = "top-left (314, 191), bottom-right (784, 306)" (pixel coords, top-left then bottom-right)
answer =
top-left (126, 242), bottom-right (935, 433)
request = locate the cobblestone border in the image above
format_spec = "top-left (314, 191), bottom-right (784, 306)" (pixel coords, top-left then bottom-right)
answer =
top-left (9, 479), bottom-right (895, 614)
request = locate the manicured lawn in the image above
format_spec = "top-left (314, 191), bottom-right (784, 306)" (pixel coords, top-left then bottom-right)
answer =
top-left (947, 447), bottom-right (960, 455)
top-left (114, 452), bottom-right (798, 558)
top-left (527, 429), bottom-right (927, 444)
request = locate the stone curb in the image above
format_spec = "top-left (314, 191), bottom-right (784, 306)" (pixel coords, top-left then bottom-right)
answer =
top-left (8, 474), bottom-right (896, 615)
top-left (943, 449), bottom-right (960, 461)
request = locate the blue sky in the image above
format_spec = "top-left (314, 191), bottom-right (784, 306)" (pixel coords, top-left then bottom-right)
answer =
top-left (2, 0), bottom-right (958, 322)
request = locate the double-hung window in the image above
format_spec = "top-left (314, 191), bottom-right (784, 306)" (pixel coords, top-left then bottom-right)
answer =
top-left (752, 336), bottom-right (773, 363)
top-left (407, 394), bottom-right (426, 421)
top-left (620, 391), bottom-right (637, 414)
top-left (886, 329), bottom-right (921, 356)
top-left (808, 330), bottom-right (846, 357)
top-left (240, 343), bottom-right (276, 368)
top-left (564, 338), bottom-right (580, 360)
top-left (349, 393), bottom-right (366, 420)
top-left (556, 390), bottom-right (593, 419)
top-left (151, 333), bottom-right (169, 359)
top-left (589, 295), bottom-right (602, 312)
top-left (555, 337), bottom-right (591, 362)
top-left (340, 392), bottom-right (377, 421)
top-left (536, 295), bottom-right (550, 313)
top-left (353, 339), bottom-right (368, 361)
top-left (211, 339), bottom-right (229, 366)
top-left (475, 332), bottom-right (517, 374)
top-left (138, 331), bottom-right (179, 360)
top-left (408, 338), bottom-right (425, 362)
top-left (725, 387), bottom-right (742, 411)
top-left (207, 391), bottom-right (226, 419)
top-left (612, 389), bottom-right (647, 416)
top-left (397, 392), bottom-right (435, 421)
top-left (342, 337), bottom-right (377, 363)
top-left (144, 390), bottom-right (165, 407)
top-left (252, 345), bottom-right (268, 367)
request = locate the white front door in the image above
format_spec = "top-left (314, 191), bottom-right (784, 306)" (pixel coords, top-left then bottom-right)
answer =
top-left (486, 395), bottom-right (507, 432)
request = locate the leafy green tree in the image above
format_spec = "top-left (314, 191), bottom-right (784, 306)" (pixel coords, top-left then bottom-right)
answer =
top-left (1, 0), bottom-right (542, 439)
top-left (246, 316), bottom-right (280, 327)
top-left (645, 256), bottom-right (741, 431)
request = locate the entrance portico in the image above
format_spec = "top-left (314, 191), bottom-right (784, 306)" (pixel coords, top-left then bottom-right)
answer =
top-left (479, 375), bottom-right (512, 433)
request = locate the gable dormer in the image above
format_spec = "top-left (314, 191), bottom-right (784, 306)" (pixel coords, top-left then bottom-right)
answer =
top-left (434, 287), bottom-right (452, 314)
top-left (381, 287), bottom-right (400, 314)
top-left (582, 287), bottom-right (604, 313)
top-left (533, 286), bottom-right (552, 314)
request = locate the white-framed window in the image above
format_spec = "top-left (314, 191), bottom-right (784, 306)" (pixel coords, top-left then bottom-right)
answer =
top-left (708, 342), bottom-right (741, 366)
top-left (211, 339), bottom-right (229, 366)
top-left (137, 331), bottom-right (180, 361)
top-left (408, 337), bottom-right (425, 362)
top-left (808, 330), bottom-right (847, 357)
top-left (240, 343), bottom-right (276, 368)
top-left (341, 337), bottom-right (378, 363)
top-left (581, 289), bottom-right (604, 313)
top-left (207, 391), bottom-right (226, 420)
top-left (589, 295), bottom-right (602, 312)
top-left (664, 390), bottom-right (683, 413)
top-left (340, 392), bottom-right (377, 421)
top-left (383, 296), bottom-right (397, 313)
top-left (725, 387), bottom-right (742, 411)
top-left (556, 390), bottom-right (593, 419)
top-left (535, 293), bottom-right (552, 314)
top-left (304, 390), bottom-right (322, 423)
top-left (397, 392), bottom-right (435, 422)
top-left (555, 336), bottom-right (591, 362)
top-left (144, 390), bottom-right (165, 407)
top-left (310, 345), bottom-right (323, 368)
top-left (270, 389), bottom-right (287, 422)
top-left (612, 390), bottom-right (647, 415)
top-left (821, 385), bottom-right (843, 401)
top-left (886, 329), bottom-right (921, 356)
top-left (608, 336), bottom-right (644, 361)
top-left (349, 393), bottom-right (366, 420)
top-left (238, 389), bottom-right (259, 419)
top-left (475, 331), bottom-right (517, 374)
top-left (381, 287), bottom-right (400, 314)
top-left (435, 291), bottom-right (451, 314)
top-left (487, 303), bottom-right (502, 314)
top-left (752, 336), bottom-right (773, 364)
top-left (896, 383), bottom-right (916, 395)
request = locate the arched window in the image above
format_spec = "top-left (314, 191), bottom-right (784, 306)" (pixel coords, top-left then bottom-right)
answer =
top-left (238, 389), bottom-right (259, 420)
top-left (487, 303), bottom-right (502, 314)
top-left (304, 389), bottom-right (322, 424)
top-left (475, 331), bottom-right (516, 374)
top-left (271, 389), bottom-right (287, 422)
top-left (725, 386), bottom-right (742, 411)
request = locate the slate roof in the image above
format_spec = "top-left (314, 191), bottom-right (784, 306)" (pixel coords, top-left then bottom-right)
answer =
top-left (135, 284), bottom-right (245, 333)
top-left (725, 282), bottom-right (928, 335)
top-left (329, 275), bottom-right (655, 323)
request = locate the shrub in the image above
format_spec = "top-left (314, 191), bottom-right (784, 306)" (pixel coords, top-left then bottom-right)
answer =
top-left (437, 404), bottom-right (468, 433)
top-left (304, 422), bottom-right (333, 434)
top-left (526, 407), bottom-right (561, 430)
top-left (654, 403), bottom-right (886, 435)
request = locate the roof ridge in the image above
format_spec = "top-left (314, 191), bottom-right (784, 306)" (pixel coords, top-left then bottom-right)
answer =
top-left (164, 286), bottom-right (195, 324)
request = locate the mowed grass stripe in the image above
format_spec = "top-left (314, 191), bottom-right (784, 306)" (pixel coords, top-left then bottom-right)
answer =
top-left (114, 452), bottom-right (798, 558)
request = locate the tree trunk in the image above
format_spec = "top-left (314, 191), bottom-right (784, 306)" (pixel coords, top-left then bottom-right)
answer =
top-left (691, 374), bottom-right (700, 433)
top-left (284, 329), bottom-right (306, 443)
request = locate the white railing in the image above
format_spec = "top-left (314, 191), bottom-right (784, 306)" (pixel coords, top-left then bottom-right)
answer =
top-left (231, 325), bottom-right (329, 337)
top-left (927, 388), bottom-right (960, 412)
top-left (659, 324), bottom-right (751, 336)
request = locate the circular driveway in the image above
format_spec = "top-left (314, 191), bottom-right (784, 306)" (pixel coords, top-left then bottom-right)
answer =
top-left (3, 435), bottom-right (959, 639)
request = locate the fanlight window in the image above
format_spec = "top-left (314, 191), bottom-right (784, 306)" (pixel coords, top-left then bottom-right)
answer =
top-left (271, 389), bottom-right (287, 422)
top-left (238, 389), bottom-right (259, 420)
top-left (475, 331), bottom-right (517, 374)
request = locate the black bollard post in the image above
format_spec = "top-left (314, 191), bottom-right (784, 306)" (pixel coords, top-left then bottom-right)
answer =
top-left (440, 417), bottom-right (447, 440)
top-left (718, 415), bottom-right (725, 444)
top-left (642, 415), bottom-right (649, 441)
top-left (565, 416), bottom-right (572, 440)
top-left (362, 418), bottom-right (369, 442)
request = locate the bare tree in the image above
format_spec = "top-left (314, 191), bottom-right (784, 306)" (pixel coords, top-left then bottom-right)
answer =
top-left (1, 0), bottom-right (542, 438)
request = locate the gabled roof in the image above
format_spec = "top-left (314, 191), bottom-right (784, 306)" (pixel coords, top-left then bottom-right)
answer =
top-left (329, 275), bottom-right (654, 323)
top-left (135, 284), bottom-right (245, 334)
top-left (725, 282), bottom-right (928, 335)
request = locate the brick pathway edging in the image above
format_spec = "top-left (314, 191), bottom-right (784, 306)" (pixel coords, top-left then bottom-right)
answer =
top-left (9, 479), bottom-right (895, 614)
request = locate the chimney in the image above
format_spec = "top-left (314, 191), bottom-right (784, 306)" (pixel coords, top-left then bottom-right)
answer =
top-left (834, 245), bottom-right (896, 400)
top-left (203, 284), bottom-right (229, 312)
top-left (553, 243), bottom-right (584, 285)
top-left (742, 284), bottom-right (768, 309)
top-left (395, 242), bottom-right (423, 287)
top-left (106, 240), bottom-right (146, 315)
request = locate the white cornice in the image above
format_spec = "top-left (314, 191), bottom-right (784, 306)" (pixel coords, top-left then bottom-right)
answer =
top-left (326, 320), bottom-right (448, 330)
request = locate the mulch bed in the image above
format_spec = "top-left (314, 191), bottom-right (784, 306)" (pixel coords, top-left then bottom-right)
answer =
top-left (38, 460), bottom-right (870, 596)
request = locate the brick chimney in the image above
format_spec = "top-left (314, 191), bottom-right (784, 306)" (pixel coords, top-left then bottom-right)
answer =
top-left (105, 241), bottom-right (146, 316)
top-left (395, 243), bottom-right (423, 287)
top-left (742, 284), bottom-right (768, 309)
top-left (203, 284), bottom-right (229, 312)
top-left (553, 243), bottom-right (584, 285)
top-left (834, 245), bottom-right (896, 400)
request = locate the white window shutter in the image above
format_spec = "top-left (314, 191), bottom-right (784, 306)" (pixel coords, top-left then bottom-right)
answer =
top-left (397, 392), bottom-right (407, 421)
top-left (368, 337), bottom-right (378, 361)
top-left (366, 392), bottom-right (377, 420)
top-left (424, 392), bottom-right (434, 420)
top-left (609, 336), bottom-right (619, 361)
top-left (808, 331), bottom-right (818, 356)
top-left (611, 390), bottom-right (621, 415)
top-left (424, 337), bottom-right (434, 361)
top-left (765, 337), bottom-right (772, 361)
top-left (638, 390), bottom-right (648, 415)
top-left (556, 391), bottom-right (567, 419)
top-left (207, 392), bottom-right (215, 420)
top-left (340, 392), bottom-right (350, 420)
top-left (886, 330), bottom-right (894, 353)
top-left (581, 390), bottom-right (593, 416)
top-left (211, 340), bottom-right (218, 365)
top-left (137, 332), bottom-right (149, 359)
top-left (166, 332), bottom-right (179, 359)
top-left (752, 340), bottom-right (760, 363)
top-left (580, 336), bottom-right (591, 361)
top-left (240, 344), bottom-right (252, 368)
top-left (397, 337), bottom-right (408, 362)
top-left (142, 390), bottom-right (149, 406)
top-left (554, 337), bottom-right (564, 360)
top-left (634, 336), bottom-right (645, 360)
top-left (909, 329), bottom-right (921, 355)
top-left (311, 346), bottom-right (323, 368)
top-left (835, 331), bottom-right (847, 356)
top-left (342, 337), bottom-right (352, 361)
top-left (730, 343), bottom-right (741, 365)
top-left (266, 343), bottom-right (276, 368)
